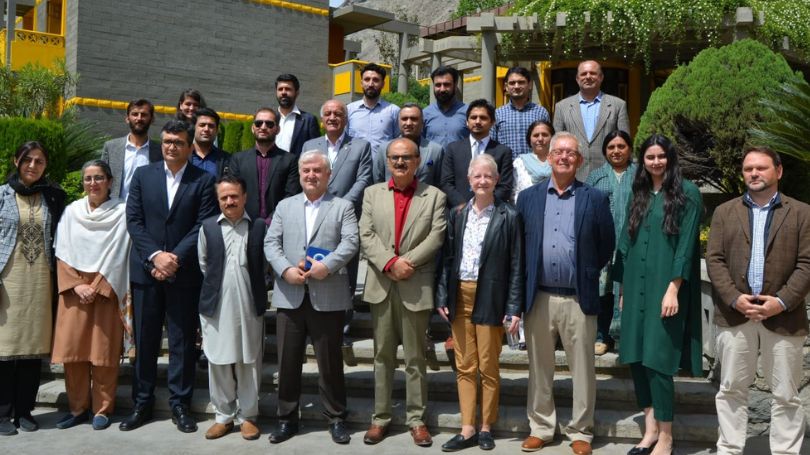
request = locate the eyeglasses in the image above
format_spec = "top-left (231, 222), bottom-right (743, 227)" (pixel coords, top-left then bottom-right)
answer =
top-left (162, 140), bottom-right (187, 149)
top-left (253, 120), bottom-right (276, 128)
top-left (83, 175), bottom-right (107, 183)
top-left (387, 155), bottom-right (417, 163)
top-left (550, 149), bottom-right (579, 158)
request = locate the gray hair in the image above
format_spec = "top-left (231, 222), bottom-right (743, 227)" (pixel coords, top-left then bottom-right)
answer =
top-left (298, 150), bottom-right (331, 171)
top-left (549, 131), bottom-right (581, 153)
top-left (81, 159), bottom-right (114, 180)
top-left (467, 153), bottom-right (499, 178)
top-left (319, 99), bottom-right (347, 118)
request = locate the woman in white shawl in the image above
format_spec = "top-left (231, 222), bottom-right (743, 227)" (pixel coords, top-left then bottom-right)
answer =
top-left (51, 160), bottom-right (131, 431)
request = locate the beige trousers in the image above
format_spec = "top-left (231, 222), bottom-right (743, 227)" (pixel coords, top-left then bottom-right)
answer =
top-left (525, 291), bottom-right (596, 443)
top-left (208, 360), bottom-right (262, 424)
top-left (451, 281), bottom-right (504, 426)
top-left (715, 321), bottom-right (806, 455)
top-left (64, 362), bottom-right (119, 415)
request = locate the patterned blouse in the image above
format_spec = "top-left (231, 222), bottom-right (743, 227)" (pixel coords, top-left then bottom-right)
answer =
top-left (458, 201), bottom-right (495, 281)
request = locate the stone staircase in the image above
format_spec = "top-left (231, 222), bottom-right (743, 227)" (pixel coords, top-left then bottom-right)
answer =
top-left (37, 299), bottom-right (721, 444)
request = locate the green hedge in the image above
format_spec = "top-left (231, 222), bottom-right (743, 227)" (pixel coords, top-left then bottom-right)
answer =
top-left (219, 120), bottom-right (256, 154)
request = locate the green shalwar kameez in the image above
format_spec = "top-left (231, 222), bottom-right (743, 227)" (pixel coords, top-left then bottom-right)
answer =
top-left (614, 180), bottom-right (703, 420)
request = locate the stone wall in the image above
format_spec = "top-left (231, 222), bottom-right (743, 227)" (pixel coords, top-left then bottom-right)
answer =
top-left (65, 0), bottom-right (330, 137)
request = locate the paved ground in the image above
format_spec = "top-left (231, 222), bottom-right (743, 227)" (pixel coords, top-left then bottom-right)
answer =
top-left (2, 408), bottom-right (804, 455)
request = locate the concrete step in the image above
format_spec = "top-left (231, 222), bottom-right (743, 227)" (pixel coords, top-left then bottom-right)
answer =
top-left (34, 379), bottom-right (719, 443)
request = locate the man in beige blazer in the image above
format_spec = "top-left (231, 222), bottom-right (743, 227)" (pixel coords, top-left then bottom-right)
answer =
top-left (707, 146), bottom-right (810, 455)
top-left (359, 138), bottom-right (446, 448)
top-left (553, 60), bottom-right (629, 180)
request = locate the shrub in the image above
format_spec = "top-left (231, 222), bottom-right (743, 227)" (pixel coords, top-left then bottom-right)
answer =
top-left (60, 170), bottom-right (84, 203)
top-left (239, 121), bottom-right (255, 151)
top-left (221, 121), bottom-right (244, 153)
top-left (635, 39), bottom-right (799, 195)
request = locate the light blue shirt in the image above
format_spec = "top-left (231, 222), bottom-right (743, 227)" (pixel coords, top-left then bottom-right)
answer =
top-left (540, 184), bottom-right (577, 289)
top-left (744, 192), bottom-right (786, 309)
top-left (347, 99), bottom-right (400, 167)
top-left (423, 100), bottom-right (468, 148)
top-left (579, 92), bottom-right (602, 142)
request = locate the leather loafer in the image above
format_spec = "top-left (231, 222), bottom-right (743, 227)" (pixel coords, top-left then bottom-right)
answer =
top-left (171, 405), bottom-right (197, 433)
top-left (410, 424), bottom-right (433, 447)
top-left (441, 433), bottom-right (478, 452)
top-left (0, 418), bottom-right (17, 436)
top-left (56, 411), bottom-right (90, 429)
top-left (205, 422), bottom-right (233, 439)
top-left (363, 424), bottom-right (388, 444)
top-left (522, 436), bottom-right (546, 452)
top-left (571, 440), bottom-right (593, 455)
top-left (92, 414), bottom-right (111, 430)
top-left (478, 431), bottom-right (495, 450)
top-left (240, 420), bottom-right (260, 440)
top-left (119, 407), bottom-right (152, 431)
top-left (15, 415), bottom-right (39, 432)
top-left (268, 421), bottom-right (298, 444)
top-left (329, 421), bottom-right (351, 444)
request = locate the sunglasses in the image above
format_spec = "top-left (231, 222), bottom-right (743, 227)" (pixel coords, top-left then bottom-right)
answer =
top-left (253, 120), bottom-right (276, 128)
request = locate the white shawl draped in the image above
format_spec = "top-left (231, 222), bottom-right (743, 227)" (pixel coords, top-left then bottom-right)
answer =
top-left (55, 196), bottom-right (131, 301)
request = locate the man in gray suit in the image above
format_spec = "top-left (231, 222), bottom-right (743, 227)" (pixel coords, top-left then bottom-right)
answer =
top-left (100, 98), bottom-right (163, 200)
top-left (302, 99), bottom-right (373, 215)
top-left (375, 103), bottom-right (444, 187)
top-left (553, 61), bottom-right (629, 179)
top-left (264, 151), bottom-right (360, 445)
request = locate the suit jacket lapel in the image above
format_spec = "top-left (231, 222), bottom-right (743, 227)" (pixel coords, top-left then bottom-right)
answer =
top-left (290, 114), bottom-right (303, 151)
top-left (330, 136), bottom-right (352, 183)
top-left (264, 148), bottom-right (282, 196)
top-left (574, 182), bottom-right (587, 238)
top-left (766, 200), bottom-right (790, 251)
top-left (479, 203), bottom-right (504, 265)
top-left (592, 96), bottom-right (612, 143)
top-left (400, 184), bottom-right (426, 246)
top-left (309, 195), bottom-right (332, 245)
top-left (733, 200), bottom-right (751, 243)
top-left (167, 165), bottom-right (192, 219)
top-left (569, 101), bottom-right (587, 140)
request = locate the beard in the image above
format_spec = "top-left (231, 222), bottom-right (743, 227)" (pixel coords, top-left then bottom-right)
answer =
top-left (364, 86), bottom-right (381, 99)
top-left (435, 90), bottom-right (454, 104)
top-left (129, 122), bottom-right (149, 135)
top-left (278, 95), bottom-right (293, 109)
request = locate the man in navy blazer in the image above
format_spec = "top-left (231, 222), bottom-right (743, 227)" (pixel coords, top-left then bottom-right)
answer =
top-left (121, 120), bottom-right (218, 434)
top-left (440, 99), bottom-right (513, 208)
top-left (275, 74), bottom-right (320, 157)
top-left (515, 132), bottom-right (614, 455)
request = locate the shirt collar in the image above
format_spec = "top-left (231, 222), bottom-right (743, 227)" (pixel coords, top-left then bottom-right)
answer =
top-left (304, 194), bottom-right (325, 207)
top-left (361, 98), bottom-right (385, 111)
top-left (388, 177), bottom-right (418, 194)
top-left (327, 132), bottom-right (346, 148)
top-left (578, 92), bottom-right (603, 104)
top-left (126, 135), bottom-right (150, 151)
top-left (547, 181), bottom-right (576, 196)
top-left (469, 135), bottom-right (490, 149)
top-left (508, 100), bottom-right (536, 111)
top-left (743, 191), bottom-right (781, 209)
top-left (217, 211), bottom-right (251, 225)
top-left (164, 162), bottom-right (188, 178)
top-left (279, 105), bottom-right (302, 119)
top-left (466, 199), bottom-right (495, 216)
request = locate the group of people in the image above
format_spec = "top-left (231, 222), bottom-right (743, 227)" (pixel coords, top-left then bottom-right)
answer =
top-left (0, 60), bottom-right (806, 455)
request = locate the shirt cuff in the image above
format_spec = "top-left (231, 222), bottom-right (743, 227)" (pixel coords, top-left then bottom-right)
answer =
top-left (148, 250), bottom-right (162, 261)
top-left (776, 296), bottom-right (787, 311)
top-left (383, 256), bottom-right (399, 272)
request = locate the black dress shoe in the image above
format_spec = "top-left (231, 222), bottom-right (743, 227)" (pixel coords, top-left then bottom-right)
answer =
top-left (119, 407), bottom-right (152, 431)
top-left (329, 421), bottom-right (351, 444)
top-left (478, 431), bottom-right (495, 450)
top-left (627, 440), bottom-right (657, 455)
top-left (441, 433), bottom-right (478, 452)
top-left (268, 421), bottom-right (299, 444)
top-left (171, 405), bottom-right (197, 433)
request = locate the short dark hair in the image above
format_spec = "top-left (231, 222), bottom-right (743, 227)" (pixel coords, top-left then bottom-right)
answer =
top-left (505, 66), bottom-right (531, 82)
top-left (126, 98), bottom-right (154, 116)
top-left (400, 102), bottom-right (423, 117)
top-left (360, 63), bottom-right (387, 80)
top-left (161, 120), bottom-right (194, 145)
top-left (176, 89), bottom-right (206, 109)
top-left (193, 107), bottom-right (220, 127)
top-left (525, 120), bottom-right (555, 148)
top-left (275, 73), bottom-right (300, 91)
top-left (216, 174), bottom-right (247, 194)
top-left (431, 66), bottom-right (459, 85)
top-left (254, 106), bottom-right (279, 123)
top-left (743, 145), bottom-right (782, 167)
top-left (466, 99), bottom-right (495, 121)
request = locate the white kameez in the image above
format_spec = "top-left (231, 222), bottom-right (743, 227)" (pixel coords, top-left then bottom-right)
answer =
top-left (198, 216), bottom-right (264, 365)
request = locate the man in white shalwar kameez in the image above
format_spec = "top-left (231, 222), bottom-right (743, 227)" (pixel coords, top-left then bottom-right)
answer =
top-left (197, 175), bottom-right (268, 440)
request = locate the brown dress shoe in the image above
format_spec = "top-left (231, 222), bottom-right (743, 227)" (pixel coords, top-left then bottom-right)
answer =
top-left (240, 420), bottom-right (260, 440)
top-left (205, 422), bottom-right (234, 440)
top-left (521, 435), bottom-right (546, 452)
top-left (363, 424), bottom-right (388, 444)
top-left (410, 424), bottom-right (433, 447)
top-left (571, 440), bottom-right (593, 455)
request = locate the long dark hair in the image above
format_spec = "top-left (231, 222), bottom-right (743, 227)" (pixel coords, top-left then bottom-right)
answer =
top-left (626, 134), bottom-right (686, 239)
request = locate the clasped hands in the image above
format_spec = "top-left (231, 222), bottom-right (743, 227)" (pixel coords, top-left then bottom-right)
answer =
top-left (734, 294), bottom-right (784, 322)
top-left (151, 251), bottom-right (179, 281)
top-left (282, 256), bottom-right (330, 285)
top-left (74, 283), bottom-right (97, 304)
top-left (384, 257), bottom-right (415, 282)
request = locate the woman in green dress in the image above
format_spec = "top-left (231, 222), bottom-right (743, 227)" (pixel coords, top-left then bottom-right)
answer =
top-left (614, 134), bottom-right (702, 455)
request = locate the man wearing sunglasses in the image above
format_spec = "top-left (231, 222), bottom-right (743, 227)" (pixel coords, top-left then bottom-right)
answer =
top-left (229, 107), bottom-right (301, 223)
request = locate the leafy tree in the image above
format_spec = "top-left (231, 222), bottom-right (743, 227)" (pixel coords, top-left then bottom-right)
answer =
top-left (750, 78), bottom-right (810, 163)
top-left (635, 39), bottom-right (799, 195)
top-left (455, 0), bottom-right (508, 19)
top-left (384, 77), bottom-right (430, 107)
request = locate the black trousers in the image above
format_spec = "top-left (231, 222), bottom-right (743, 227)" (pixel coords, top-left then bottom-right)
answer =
top-left (0, 359), bottom-right (42, 419)
top-left (276, 295), bottom-right (346, 423)
top-left (131, 283), bottom-right (200, 409)
top-left (596, 293), bottom-right (615, 345)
